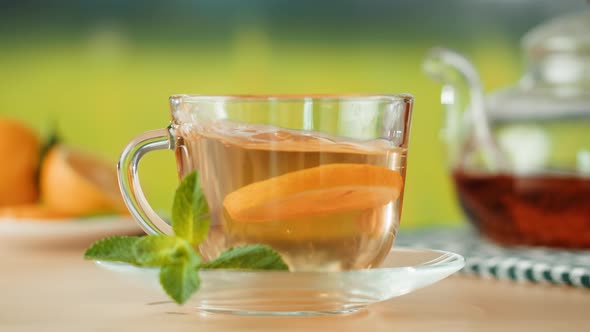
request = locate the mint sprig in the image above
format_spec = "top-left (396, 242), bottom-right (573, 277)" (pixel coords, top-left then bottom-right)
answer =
top-left (84, 171), bottom-right (288, 304)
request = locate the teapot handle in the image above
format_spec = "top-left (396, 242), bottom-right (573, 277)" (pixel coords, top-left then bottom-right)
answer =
top-left (423, 47), bottom-right (504, 172)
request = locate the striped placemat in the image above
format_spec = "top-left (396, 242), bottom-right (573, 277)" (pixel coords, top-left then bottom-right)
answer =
top-left (395, 227), bottom-right (590, 288)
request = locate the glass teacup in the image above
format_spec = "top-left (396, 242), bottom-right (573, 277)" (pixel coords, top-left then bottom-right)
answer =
top-left (118, 94), bottom-right (413, 271)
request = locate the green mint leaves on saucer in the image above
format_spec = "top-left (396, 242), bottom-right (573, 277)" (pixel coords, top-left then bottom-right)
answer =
top-left (200, 244), bottom-right (288, 270)
top-left (84, 171), bottom-right (288, 304)
top-left (84, 236), bottom-right (140, 265)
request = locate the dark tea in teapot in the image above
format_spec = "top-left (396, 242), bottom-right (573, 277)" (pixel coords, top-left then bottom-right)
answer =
top-left (453, 171), bottom-right (590, 248)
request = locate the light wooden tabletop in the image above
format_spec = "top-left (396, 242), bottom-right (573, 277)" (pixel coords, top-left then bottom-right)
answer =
top-left (1, 237), bottom-right (589, 332)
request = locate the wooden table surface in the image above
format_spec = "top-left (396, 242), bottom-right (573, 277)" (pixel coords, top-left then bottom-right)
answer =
top-left (1, 237), bottom-right (589, 332)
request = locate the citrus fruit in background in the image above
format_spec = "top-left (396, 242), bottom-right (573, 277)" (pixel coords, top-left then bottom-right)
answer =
top-left (0, 204), bottom-right (72, 220)
top-left (0, 118), bottom-right (40, 206)
top-left (223, 163), bottom-right (403, 222)
top-left (40, 145), bottom-right (126, 216)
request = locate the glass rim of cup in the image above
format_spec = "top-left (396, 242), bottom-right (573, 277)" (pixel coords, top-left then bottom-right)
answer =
top-left (170, 93), bottom-right (414, 104)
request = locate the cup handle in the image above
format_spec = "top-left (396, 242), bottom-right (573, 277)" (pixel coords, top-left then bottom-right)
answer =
top-left (118, 128), bottom-right (173, 235)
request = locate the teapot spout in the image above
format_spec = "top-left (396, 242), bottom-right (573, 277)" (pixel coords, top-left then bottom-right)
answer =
top-left (423, 47), bottom-right (503, 172)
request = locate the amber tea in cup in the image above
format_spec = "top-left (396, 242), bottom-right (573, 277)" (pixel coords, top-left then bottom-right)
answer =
top-left (119, 94), bottom-right (413, 271)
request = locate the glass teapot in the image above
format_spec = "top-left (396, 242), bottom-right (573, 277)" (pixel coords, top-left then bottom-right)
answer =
top-left (424, 11), bottom-right (590, 248)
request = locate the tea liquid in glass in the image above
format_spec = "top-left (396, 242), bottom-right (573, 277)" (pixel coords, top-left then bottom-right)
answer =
top-left (176, 121), bottom-right (407, 271)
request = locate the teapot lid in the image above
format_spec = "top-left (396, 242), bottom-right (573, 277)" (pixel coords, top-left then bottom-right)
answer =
top-left (523, 11), bottom-right (590, 58)
top-left (487, 11), bottom-right (590, 122)
top-left (486, 88), bottom-right (590, 121)
top-left (522, 10), bottom-right (590, 86)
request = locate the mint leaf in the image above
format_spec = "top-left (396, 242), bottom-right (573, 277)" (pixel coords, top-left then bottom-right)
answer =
top-left (160, 262), bottom-right (201, 304)
top-left (134, 235), bottom-right (200, 267)
top-left (191, 176), bottom-right (210, 244)
top-left (84, 236), bottom-right (140, 264)
top-left (200, 244), bottom-right (289, 271)
top-left (172, 172), bottom-right (210, 245)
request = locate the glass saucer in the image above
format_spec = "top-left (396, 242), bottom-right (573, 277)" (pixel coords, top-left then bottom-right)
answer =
top-left (96, 247), bottom-right (464, 316)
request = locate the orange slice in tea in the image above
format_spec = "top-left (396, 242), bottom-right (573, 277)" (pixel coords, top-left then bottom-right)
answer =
top-left (223, 163), bottom-right (403, 222)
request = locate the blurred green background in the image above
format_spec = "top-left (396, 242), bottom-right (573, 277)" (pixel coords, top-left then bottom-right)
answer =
top-left (0, 0), bottom-right (586, 228)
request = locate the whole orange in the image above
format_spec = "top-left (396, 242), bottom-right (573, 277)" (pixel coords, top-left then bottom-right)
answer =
top-left (0, 118), bottom-right (40, 206)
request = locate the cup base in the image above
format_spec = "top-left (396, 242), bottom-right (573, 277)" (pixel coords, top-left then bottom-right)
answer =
top-left (196, 306), bottom-right (364, 317)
